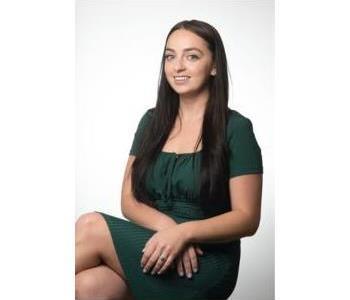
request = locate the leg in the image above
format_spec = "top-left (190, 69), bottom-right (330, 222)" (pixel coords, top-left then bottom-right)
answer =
top-left (75, 212), bottom-right (125, 278)
top-left (75, 264), bottom-right (134, 300)
top-left (75, 212), bottom-right (134, 299)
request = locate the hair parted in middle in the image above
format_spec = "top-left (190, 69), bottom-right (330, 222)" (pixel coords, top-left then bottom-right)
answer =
top-left (131, 19), bottom-right (232, 215)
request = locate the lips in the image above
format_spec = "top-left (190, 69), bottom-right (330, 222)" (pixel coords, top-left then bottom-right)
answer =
top-left (174, 76), bottom-right (190, 84)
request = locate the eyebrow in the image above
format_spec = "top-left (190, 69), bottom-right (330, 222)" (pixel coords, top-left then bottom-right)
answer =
top-left (165, 47), bottom-right (204, 54)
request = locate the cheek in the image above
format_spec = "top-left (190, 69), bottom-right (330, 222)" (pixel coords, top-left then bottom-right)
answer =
top-left (164, 62), bottom-right (174, 73)
top-left (192, 68), bottom-right (210, 82)
top-left (164, 65), bottom-right (172, 80)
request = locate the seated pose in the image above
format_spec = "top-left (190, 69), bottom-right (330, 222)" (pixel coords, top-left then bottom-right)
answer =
top-left (75, 19), bottom-right (263, 300)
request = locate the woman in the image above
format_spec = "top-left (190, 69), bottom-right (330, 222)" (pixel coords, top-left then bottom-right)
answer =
top-left (76, 19), bottom-right (263, 300)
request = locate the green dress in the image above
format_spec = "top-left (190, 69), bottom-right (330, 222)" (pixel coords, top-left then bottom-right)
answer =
top-left (96, 108), bottom-right (263, 300)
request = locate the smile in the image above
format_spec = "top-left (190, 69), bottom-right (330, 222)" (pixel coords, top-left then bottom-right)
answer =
top-left (174, 76), bottom-right (190, 83)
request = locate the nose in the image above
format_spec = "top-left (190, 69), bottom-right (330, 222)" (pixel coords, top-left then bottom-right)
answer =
top-left (174, 57), bottom-right (186, 72)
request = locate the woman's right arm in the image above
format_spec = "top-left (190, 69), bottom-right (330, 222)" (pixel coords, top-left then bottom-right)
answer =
top-left (121, 155), bottom-right (177, 231)
top-left (121, 155), bottom-right (203, 278)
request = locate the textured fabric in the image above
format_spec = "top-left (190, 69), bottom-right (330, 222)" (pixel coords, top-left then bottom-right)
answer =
top-left (96, 108), bottom-right (263, 300)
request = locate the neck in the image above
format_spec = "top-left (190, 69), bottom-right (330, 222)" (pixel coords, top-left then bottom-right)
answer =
top-left (178, 88), bottom-right (209, 121)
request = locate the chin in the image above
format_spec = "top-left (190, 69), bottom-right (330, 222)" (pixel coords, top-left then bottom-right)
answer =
top-left (173, 87), bottom-right (194, 94)
top-left (171, 84), bottom-right (198, 94)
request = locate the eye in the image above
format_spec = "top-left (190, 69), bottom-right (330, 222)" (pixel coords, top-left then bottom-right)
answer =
top-left (164, 54), bottom-right (174, 61)
top-left (188, 54), bottom-right (199, 61)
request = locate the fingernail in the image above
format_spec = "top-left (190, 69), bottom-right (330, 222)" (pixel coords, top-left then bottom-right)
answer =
top-left (179, 271), bottom-right (184, 276)
top-left (187, 273), bottom-right (192, 278)
top-left (143, 268), bottom-right (147, 273)
top-left (193, 268), bottom-right (198, 273)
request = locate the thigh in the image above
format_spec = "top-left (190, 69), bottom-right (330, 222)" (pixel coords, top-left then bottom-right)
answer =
top-left (76, 212), bottom-right (127, 280)
top-left (76, 264), bottom-right (132, 300)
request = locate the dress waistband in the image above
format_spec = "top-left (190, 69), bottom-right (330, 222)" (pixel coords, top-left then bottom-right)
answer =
top-left (154, 199), bottom-right (207, 220)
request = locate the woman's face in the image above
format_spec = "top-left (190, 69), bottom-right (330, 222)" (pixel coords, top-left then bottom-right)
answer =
top-left (164, 29), bottom-right (216, 96)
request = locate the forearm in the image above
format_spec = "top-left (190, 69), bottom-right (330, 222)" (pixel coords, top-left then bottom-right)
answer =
top-left (179, 210), bottom-right (259, 244)
top-left (122, 199), bottom-right (177, 232)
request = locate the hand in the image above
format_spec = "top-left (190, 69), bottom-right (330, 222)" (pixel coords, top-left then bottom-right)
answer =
top-left (140, 225), bottom-right (189, 275)
top-left (176, 244), bottom-right (204, 278)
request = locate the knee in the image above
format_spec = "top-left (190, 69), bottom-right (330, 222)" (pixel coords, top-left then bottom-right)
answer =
top-left (75, 212), bottom-right (103, 242)
top-left (75, 272), bottom-right (99, 300)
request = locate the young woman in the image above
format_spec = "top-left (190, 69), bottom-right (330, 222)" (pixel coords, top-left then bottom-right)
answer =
top-left (76, 19), bottom-right (263, 300)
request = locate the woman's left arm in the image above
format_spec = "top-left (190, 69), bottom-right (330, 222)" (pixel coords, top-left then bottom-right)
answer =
top-left (179, 174), bottom-right (263, 244)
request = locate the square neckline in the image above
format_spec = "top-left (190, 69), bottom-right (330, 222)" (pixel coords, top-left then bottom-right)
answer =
top-left (160, 150), bottom-right (202, 156)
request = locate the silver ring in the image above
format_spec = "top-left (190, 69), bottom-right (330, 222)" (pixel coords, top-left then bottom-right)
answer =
top-left (159, 254), bottom-right (166, 261)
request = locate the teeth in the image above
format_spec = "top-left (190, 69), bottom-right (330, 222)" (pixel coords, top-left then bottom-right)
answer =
top-left (174, 76), bottom-right (189, 80)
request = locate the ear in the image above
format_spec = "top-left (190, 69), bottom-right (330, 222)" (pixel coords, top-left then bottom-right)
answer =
top-left (210, 66), bottom-right (216, 76)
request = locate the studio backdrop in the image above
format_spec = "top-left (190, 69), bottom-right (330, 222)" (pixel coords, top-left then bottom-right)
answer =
top-left (76, 1), bottom-right (274, 299)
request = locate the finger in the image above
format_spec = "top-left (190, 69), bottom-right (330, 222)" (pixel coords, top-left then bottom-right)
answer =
top-left (140, 248), bottom-right (153, 269)
top-left (182, 251), bottom-right (192, 279)
top-left (157, 254), bottom-right (174, 275)
top-left (188, 246), bottom-right (199, 273)
top-left (150, 247), bottom-right (169, 275)
top-left (140, 238), bottom-right (156, 266)
top-left (195, 245), bottom-right (203, 255)
top-left (143, 247), bottom-right (162, 273)
top-left (195, 245), bottom-right (204, 255)
top-left (140, 243), bottom-right (155, 267)
top-left (176, 257), bottom-right (185, 277)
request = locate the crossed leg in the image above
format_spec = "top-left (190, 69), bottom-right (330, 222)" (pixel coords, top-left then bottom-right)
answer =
top-left (75, 264), bottom-right (134, 300)
top-left (75, 212), bottom-right (135, 300)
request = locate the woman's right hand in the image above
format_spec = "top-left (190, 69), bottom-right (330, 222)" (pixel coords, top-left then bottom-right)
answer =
top-left (156, 218), bottom-right (204, 277)
top-left (175, 244), bottom-right (203, 278)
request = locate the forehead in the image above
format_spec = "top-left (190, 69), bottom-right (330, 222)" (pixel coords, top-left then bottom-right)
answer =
top-left (165, 29), bottom-right (209, 53)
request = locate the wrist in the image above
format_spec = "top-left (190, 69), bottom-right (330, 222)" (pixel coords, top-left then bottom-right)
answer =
top-left (155, 218), bottom-right (177, 231)
top-left (178, 221), bottom-right (195, 243)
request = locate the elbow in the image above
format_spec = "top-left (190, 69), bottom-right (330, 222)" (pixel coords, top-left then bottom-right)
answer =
top-left (121, 206), bottom-right (128, 218)
top-left (121, 197), bottom-right (130, 218)
top-left (121, 195), bottom-right (138, 219)
top-left (246, 219), bottom-right (260, 236)
top-left (244, 215), bottom-right (260, 237)
top-left (246, 225), bottom-right (259, 236)
top-left (121, 201), bottom-right (133, 219)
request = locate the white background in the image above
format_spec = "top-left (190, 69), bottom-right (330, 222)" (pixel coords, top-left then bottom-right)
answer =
top-left (1, 1), bottom-right (349, 300)
top-left (76, 1), bottom-right (274, 299)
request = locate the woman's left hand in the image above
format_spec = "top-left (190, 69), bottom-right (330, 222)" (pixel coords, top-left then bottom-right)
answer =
top-left (140, 225), bottom-right (188, 275)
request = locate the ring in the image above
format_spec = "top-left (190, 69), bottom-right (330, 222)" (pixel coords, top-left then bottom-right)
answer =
top-left (159, 254), bottom-right (166, 261)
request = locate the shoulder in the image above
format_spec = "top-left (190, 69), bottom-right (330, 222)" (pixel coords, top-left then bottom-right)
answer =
top-left (141, 107), bottom-right (155, 119)
top-left (145, 107), bottom-right (156, 116)
top-left (137, 107), bottom-right (155, 127)
top-left (226, 109), bottom-right (263, 175)
top-left (226, 108), bottom-right (255, 139)
top-left (227, 108), bottom-right (251, 124)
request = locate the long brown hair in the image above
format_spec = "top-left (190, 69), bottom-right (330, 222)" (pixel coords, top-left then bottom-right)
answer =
top-left (131, 19), bottom-right (231, 215)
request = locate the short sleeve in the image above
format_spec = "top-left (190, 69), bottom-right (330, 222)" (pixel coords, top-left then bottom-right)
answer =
top-left (129, 109), bottom-right (152, 156)
top-left (228, 116), bottom-right (263, 178)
